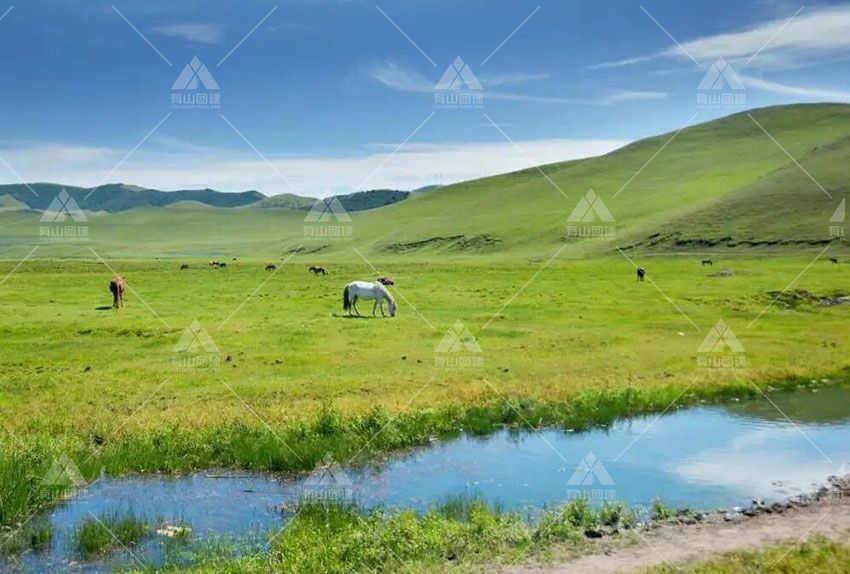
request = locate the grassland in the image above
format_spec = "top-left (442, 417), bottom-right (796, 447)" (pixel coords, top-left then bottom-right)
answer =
top-left (1, 104), bottom-right (850, 571)
top-left (1, 257), bottom-right (848, 431)
top-left (644, 537), bottom-right (850, 573)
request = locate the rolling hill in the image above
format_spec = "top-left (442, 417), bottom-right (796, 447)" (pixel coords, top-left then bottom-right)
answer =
top-left (1, 104), bottom-right (847, 260)
top-left (0, 183), bottom-right (264, 212)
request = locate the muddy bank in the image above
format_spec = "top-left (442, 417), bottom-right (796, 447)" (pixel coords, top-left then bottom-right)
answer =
top-left (507, 475), bottom-right (850, 574)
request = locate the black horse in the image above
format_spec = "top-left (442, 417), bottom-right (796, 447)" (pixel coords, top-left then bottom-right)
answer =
top-left (701, 259), bottom-right (713, 266)
top-left (636, 267), bottom-right (646, 282)
top-left (309, 266), bottom-right (326, 276)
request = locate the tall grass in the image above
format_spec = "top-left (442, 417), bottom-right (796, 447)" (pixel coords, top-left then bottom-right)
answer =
top-left (0, 372), bottom-right (844, 531)
top-left (124, 497), bottom-right (638, 573)
top-left (74, 510), bottom-right (149, 557)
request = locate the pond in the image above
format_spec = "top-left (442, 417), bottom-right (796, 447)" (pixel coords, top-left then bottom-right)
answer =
top-left (6, 384), bottom-right (850, 572)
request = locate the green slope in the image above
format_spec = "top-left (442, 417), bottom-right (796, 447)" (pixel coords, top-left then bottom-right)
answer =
top-left (1, 104), bottom-right (848, 260)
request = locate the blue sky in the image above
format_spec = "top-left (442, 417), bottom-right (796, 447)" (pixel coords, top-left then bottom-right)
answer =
top-left (1, 0), bottom-right (849, 196)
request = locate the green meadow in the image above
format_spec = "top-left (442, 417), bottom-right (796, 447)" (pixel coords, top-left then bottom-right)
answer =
top-left (1, 104), bottom-right (849, 570)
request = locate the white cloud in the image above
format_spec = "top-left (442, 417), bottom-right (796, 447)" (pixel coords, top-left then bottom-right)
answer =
top-left (370, 61), bottom-right (665, 106)
top-left (595, 5), bottom-right (850, 70)
top-left (0, 138), bottom-right (630, 197)
top-left (598, 90), bottom-right (668, 105)
top-left (155, 24), bottom-right (224, 45)
top-left (740, 74), bottom-right (850, 101)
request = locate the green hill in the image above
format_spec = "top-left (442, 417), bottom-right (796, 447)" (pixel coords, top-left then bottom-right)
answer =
top-left (1, 104), bottom-right (847, 260)
top-left (0, 183), bottom-right (264, 212)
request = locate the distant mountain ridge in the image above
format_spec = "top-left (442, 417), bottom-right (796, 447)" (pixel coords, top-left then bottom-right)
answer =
top-left (0, 183), bottom-right (264, 213)
top-left (0, 183), bottom-right (418, 214)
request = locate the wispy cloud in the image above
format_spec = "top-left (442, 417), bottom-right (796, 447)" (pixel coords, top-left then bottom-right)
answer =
top-left (0, 138), bottom-right (630, 197)
top-left (740, 74), bottom-right (850, 101)
top-left (370, 60), bottom-right (665, 106)
top-left (598, 90), bottom-right (668, 104)
top-left (155, 24), bottom-right (224, 45)
top-left (595, 6), bottom-right (850, 70)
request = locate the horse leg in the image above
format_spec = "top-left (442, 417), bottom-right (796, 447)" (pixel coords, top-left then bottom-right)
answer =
top-left (353, 296), bottom-right (360, 316)
top-left (379, 299), bottom-right (386, 317)
top-left (372, 300), bottom-right (378, 317)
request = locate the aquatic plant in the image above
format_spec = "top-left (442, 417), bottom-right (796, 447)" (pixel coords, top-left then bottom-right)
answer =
top-left (74, 511), bottom-right (149, 557)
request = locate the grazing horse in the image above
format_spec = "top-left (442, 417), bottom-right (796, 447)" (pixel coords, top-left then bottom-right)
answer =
top-left (636, 267), bottom-right (646, 282)
top-left (180, 264), bottom-right (189, 270)
top-left (265, 264), bottom-right (277, 271)
top-left (109, 276), bottom-right (126, 309)
top-left (376, 277), bottom-right (394, 286)
top-left (829, 257), bottom-right (839, 265)
top-left (209, 261), bottom-right (221, 267)
top-left (702, 259), bottom-right (713, 266)
top-left (309, 266), bottom-right (326, 276)
top-left (343, 281), bottom-right (396, 317)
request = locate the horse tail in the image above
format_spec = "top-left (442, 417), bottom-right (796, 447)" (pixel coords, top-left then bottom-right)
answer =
top-left (343, 285), bottom-right (351, 312)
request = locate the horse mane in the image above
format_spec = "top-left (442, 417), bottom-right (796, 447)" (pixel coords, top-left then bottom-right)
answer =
top-left (376, 281), bottom-right (395, 302)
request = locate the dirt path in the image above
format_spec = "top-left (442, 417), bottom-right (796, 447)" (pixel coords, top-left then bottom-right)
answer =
top-left (506, 494), bottom-right (850, 573)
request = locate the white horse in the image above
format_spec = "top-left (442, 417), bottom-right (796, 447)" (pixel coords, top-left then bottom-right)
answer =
top-left (343, 281), bottom-right (397, 317)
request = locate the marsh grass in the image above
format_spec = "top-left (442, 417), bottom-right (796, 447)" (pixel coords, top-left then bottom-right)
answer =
top-left (122, 497), bottom-right (637, 573)
top-left (0, 374), bottom-right (842, 530)
top-left (0, 521), bottom-right (52, 556)
top-left (74, 511), bottom-right (149, 557)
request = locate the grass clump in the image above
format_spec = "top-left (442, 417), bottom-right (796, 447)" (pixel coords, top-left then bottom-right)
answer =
top-left (74, 511), bottom-right (149, 557)
top-left (127, 497), bottom-right (639, 573)
top-left (0, 521), bottom-right (52, 556)
top-left (645, 537), bottom-right (850, 573)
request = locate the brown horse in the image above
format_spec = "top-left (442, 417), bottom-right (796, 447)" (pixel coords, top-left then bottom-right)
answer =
top-left (109, 276), bottom-right (126, 309)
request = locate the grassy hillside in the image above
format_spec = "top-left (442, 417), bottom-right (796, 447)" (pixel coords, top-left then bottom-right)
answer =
top-left (0, 104), bottom-right (848, 260)
top-left (0, 183), bottom-right (264, 213)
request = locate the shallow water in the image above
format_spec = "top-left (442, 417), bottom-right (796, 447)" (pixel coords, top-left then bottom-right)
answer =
top-left (7, 385), bottom-right (850, 572)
